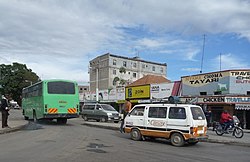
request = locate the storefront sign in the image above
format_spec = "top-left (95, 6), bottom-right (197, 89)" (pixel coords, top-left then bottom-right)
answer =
top-left (203, 97), bottom-right (225, 102)
top-left (231, 71), bottom-right (250, 84)
top-left (150, 83), bottom-right (174, 99)
top-left (225, 97), bottom-right (250, 103)
top-left (235, 104), bottom-right (250, 110)
top-left (182, 71), bottom-right (229, 87)
top-left (126, 85), bottom-right (150, 99)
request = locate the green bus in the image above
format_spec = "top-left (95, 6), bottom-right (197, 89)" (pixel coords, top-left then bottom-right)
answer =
top-left (22, 79), bottom-right (80, 124)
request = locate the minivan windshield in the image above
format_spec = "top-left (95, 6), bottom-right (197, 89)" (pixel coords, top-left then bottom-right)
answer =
top-left (102, 104), bottom-right (116, 111)
top-left (191, 107), bottom-right (205, 120)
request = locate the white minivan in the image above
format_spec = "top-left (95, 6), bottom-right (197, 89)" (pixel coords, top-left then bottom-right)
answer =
top-left (124, 103), bottom-right (208, 146)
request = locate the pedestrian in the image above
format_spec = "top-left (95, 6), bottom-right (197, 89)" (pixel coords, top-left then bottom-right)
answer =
top-left (1, 94), bottom-right (10, 128)
top-left (120, 98), bottom-right (132, 133)
top-left (205, 108), bottom-right (212, 127)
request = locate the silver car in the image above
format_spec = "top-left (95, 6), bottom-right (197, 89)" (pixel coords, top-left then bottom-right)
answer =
top-left (81, 103), bottom-right (120, 123)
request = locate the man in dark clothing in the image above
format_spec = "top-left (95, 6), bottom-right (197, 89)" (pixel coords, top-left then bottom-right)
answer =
top-left (1, 94), bottom-right (10, 128)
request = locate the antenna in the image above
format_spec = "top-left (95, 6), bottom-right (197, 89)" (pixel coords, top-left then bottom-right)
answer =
top-left (200, 34), bottom-right (206, 73)
top-left (220, 53), bottom-right (222, 71)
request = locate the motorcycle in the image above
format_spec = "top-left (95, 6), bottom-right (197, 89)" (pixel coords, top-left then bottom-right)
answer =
top-left (214, 115), bottom-right (244, 138)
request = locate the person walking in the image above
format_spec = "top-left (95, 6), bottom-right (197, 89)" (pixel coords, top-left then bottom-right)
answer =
top-left (120, 98), bottom-right (132, 133)
top-left (1, 94), bottom-right (10, 128)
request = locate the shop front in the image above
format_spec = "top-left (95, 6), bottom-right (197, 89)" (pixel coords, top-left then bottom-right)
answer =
top-left (180, 96), bottom-right (250, 129)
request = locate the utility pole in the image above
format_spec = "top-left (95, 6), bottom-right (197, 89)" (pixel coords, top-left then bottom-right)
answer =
top-left (200, 34), bottom-right (206, 73)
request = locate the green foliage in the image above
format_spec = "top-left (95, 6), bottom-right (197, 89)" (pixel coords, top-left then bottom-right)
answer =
top-left (119, 67), bottom-right (126, 74)
top-left (113, 77), bottom-right (120, 86)
top-left (0, 62), bottom-right (40, 105)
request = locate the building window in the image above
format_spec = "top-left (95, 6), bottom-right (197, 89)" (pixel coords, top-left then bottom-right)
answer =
top-left (80, 88), bottom-right (83, 91)
top-left (152, 66), bottom-right (155, 71)
top-left (133, 62), bottom-right (137, 68)
top-left (160, 67), bottom-right (163, 73)
top-left (113, 59), bottom-right (116, 65)
top-left (247, 91), bottom-right (250, 95)
top-left (84, 88), bottom-right (87, 91)
top-left (142, 64), bottom-right (145, 68)
top-left (123, 61), bottom-right (127, 67)
top-left (200, 92), bottom-right (207, 95)
top-left (113, 69), bottom-right (116, 75)
top-left (133, 73), bottom-right (137, 78)
top-left (214, 91), bottom-right (222, 95)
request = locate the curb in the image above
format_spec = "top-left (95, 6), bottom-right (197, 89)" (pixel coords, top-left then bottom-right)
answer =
top-left (82, 123), bottom-right (250, 147)
top-left (0, 122), bottom-right (29, 135)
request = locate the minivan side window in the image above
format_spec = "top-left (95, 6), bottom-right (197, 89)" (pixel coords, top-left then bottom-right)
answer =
top-left (130, 106), bottom-right (145, 116)
top-left (148, 107), bottom-right (167, 118)
top-left (191, 107), bottom-right (205, 120)
top-left (169, 107), bottom-right (186, 119)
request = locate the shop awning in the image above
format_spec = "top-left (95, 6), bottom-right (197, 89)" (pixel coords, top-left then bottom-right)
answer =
top-left (235, 104), bottom-right (250, 110)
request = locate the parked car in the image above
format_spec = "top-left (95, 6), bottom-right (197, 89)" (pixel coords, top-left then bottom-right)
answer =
top-left (81, 103), bottom-right (120, 123)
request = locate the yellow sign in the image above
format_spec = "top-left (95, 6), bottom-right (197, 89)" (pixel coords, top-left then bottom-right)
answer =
top-left (125, 85), bottom-right (150, 99)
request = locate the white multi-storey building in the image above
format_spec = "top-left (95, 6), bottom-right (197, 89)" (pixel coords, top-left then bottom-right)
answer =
top-left (89, 53), bottom-right (167, 91)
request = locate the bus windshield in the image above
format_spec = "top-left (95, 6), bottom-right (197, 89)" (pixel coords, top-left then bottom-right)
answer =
top-left (48, 81), bottom-right (75, 94)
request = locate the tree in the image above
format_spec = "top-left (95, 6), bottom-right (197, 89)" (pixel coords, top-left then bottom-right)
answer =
top-left (0, 63), bottom-right (40, 105)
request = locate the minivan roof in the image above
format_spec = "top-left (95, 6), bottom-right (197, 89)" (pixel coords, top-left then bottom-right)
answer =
top-left (134, 104), bottom-right (200, 107)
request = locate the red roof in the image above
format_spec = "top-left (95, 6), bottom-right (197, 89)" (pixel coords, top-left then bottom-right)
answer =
top-left (127, 74), bottom-right (171, 87)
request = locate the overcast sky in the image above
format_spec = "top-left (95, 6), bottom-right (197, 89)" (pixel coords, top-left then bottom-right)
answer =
top-left (0, 0), bottom-right (250, 84)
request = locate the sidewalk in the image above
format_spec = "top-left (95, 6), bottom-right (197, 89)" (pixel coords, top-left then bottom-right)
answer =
top-left (82, 121), bottom-right (250, 147)
top-left (0, 109), bottom-right (29, 134)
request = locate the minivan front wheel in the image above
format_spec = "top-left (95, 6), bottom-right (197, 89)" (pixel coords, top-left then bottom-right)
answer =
top-left (170, 133), bottom-right (185, 147)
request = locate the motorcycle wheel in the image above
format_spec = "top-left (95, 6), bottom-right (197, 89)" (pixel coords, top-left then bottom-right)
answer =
top-left (215, 125), bottom-right (224, 136)
top-left (233, 127), bottom-right (244, 138)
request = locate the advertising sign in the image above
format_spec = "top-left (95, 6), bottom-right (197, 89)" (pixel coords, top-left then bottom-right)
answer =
top-left (125, 85), bottom-right (150, 99)
top-left (151, 83), bottom-right (174, 99)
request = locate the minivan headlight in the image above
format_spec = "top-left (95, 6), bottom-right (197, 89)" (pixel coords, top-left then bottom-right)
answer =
top-left (107, 112), bottom-right (112, 116)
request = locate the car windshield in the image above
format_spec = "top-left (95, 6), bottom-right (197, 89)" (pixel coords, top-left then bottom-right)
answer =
top-left (102, 105), bottom-right (116, 111)
top-left (191, 107), bottom-right (205, 120)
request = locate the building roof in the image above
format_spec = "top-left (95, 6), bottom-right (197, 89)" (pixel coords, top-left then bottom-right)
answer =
top-left (127, 74), bottom-right (171, 87)
top-left (103, 53), bottom-right (167, 66)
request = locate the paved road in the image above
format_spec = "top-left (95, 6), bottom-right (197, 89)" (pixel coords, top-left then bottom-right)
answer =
top-left (0, 118), bottom-right (250, 162)
top-left (1, 109), bottom-right (250, 147)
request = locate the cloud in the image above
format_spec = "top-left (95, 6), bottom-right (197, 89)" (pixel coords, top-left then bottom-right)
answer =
top-left (212, 53), bottom-right (249, 70)
top-left (0, 0), bottom-right (250, 84)
top-left (181, 68), bottom-right (201, 72)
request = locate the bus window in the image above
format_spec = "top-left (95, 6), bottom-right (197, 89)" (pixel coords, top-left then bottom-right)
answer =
top-left (48, 81), bottom-right (75, 94)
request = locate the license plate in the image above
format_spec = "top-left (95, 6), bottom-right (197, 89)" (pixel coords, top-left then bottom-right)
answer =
top-left (198, 126), bottom-right (203, 130)
top-left (114, 117), bottom-right (119, 119)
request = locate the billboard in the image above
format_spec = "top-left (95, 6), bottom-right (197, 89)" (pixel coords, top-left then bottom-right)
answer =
top-left (125, 85), bottom-right (150, 99)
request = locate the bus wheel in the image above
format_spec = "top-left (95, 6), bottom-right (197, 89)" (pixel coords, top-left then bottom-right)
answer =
top-left (33, 111), bottom-right (37, 123)
top-left (57, 118), bottom-right (67, 124)
top-left (170, 133), bottom-right (185, 147)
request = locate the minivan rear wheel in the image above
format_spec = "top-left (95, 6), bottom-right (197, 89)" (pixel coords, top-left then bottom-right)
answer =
top-left (170, 133), bottom-right (185, 147)
top-left (131, 129), bottom-right (142, 141)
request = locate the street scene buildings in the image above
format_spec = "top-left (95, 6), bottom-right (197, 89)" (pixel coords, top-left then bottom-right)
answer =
top-left (80, 53), bottom-right (250, 129)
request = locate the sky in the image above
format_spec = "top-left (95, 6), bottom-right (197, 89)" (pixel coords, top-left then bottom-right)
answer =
top-left (0, 0), bottom-right (250, 85)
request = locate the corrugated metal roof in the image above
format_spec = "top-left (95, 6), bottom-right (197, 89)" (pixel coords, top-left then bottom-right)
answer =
top-left (126, 74), bottom-right (171, 87)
